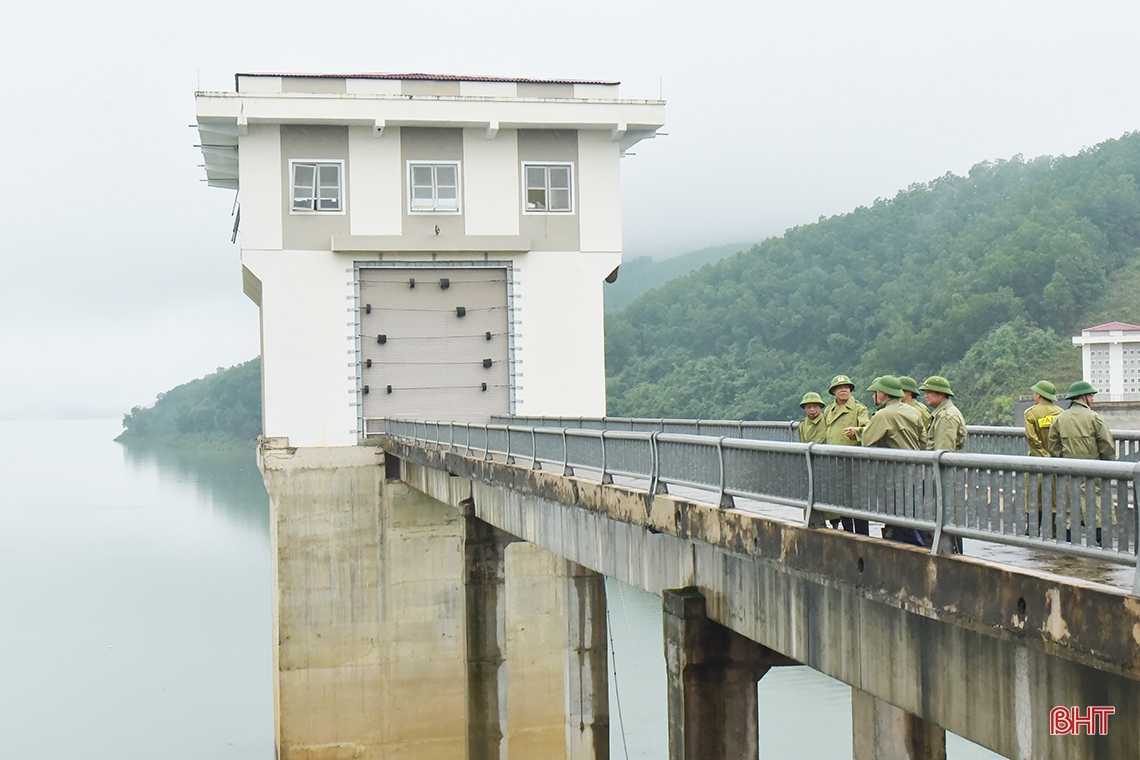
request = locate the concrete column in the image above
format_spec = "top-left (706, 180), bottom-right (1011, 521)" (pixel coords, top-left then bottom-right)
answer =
top-left (464, 505), bottom-right (516, 760)
top-left (563, 561), bottom-right (609, 760)
top-left (852, 688), bottom-right (946, 760)
top-left (663, 587), bottom-right (793, 760)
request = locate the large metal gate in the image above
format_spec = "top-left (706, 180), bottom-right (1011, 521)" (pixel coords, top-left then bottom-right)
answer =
top-left (358, 265), bottom-right (512, 427)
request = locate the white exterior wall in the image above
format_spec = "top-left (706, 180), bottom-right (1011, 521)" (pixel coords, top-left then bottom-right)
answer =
top-left (462, 128), bottom-right (520, 236)
top-left (459, 81), bottom-right (517, 98)
top-left (237, 125), bottom-right (282, 250)
top-left (245, 249), bottom-right (358, 447)
top-left (512, 250), bottom-right (618, 416)
top-left (347, 126), bottom-right (402, 236)
top-left (576, 130), bottom-right (622, 253)
top-left (345, 78), bottom-right (401, 95)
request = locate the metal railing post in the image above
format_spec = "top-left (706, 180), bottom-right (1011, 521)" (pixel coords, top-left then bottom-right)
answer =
top-left (649, 432), bottom-right (667, 494)
top-left (562, 428), bottom-right (574, 477)
top-left (717, 436), bottom-right (734, 509)
top-left (505, 425), bottom-right (513, 464)
top-left (531, 427), bottom-right (541, 470)
top-left (601, 430), bottom-right (613, 485)
top-left (931, 451), bottom-right (951, 555)
top-left (1133, 463), bottom-right (1140, 595)
top-left (804, 443), bottom-right (823, 527)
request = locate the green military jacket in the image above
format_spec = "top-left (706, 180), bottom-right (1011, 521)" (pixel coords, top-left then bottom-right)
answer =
top-left (904, 397), bottom-right (932, 448)
top-left (823, 398), bottom-right (870, 445)
top-left (928, 398), bottom-right (967, 451)
top-left (798, 414), bottom-right (827, 443)
top-left (862, 398), bottom-right (924, 450)
top-left (1024, 401), bottom-right (1063, 457)
top-left (1047, 400), bottom-right (1116, 460)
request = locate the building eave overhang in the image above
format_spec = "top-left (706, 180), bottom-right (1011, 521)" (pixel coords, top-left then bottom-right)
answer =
top-left (194, 91), bottom-right (666, 188)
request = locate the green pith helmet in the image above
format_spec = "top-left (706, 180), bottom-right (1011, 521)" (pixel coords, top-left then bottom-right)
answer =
top-left (867, 375), bottom-right (904, 398)
top-left (1065, 380), bottom-right (1097, 399)
top-left (1031, 380), bottom-right (1058, 402)
top-left (828, 375), bottom-right (855, 394)
top-left (800, 392), bottom-right (825, 407)
top-left (899, 376), bottom-right (920, 395)
top-left (919, 376), bottom-right (954, 396)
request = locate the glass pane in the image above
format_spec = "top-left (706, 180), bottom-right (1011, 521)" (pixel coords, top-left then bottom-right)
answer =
top-left (292, 197), bottom-right (313, 211)
top-left (412, 186), bottom-right (433, 201)
top-left (318, 197), bottom-right (340, 211)
top-left (527, 188), bottom-right (546, 210)
top-left (550, 188), bottom-right (571, 211)
top-left (437, 185), bottom-right (456, 200)
top-left (549, 166), bottom-right (570, 189)
top-left (435, 165), bottom-right (456, 186)
top-left (526, 166), bottom-right (546, 190)
top-left (293, 164), bottom-right (315, 187)
top-left (412, 166), bottom-right (433, 186)
top-left (318, 164), bottom-right (339, 186)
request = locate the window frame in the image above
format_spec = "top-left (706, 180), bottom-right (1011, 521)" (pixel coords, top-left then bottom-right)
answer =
top-left (289, 159), bottom-right (345, 215)
top-left (406, 160), bottom-right (463, 214)
top-left (521, 162), bottom-right (575, 215)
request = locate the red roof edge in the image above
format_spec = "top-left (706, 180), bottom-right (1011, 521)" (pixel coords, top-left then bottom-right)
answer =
top-left (1084, 321), bottom-right (1140, 332)
top-left (235, 72), bottom-right (620, 87)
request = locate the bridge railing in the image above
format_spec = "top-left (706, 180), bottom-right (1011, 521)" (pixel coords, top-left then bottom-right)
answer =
top-left (372, 417), bottom-right (1140, 594)
top-left (491, 415), bottom-right (1140, 461)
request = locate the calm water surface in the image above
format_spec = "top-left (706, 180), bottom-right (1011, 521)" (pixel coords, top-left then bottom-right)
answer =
top-left (0, 419), bottom-right (997, 759)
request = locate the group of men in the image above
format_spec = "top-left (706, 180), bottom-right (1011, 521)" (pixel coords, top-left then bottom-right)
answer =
top-left (795, 374), bottom-right (966, 543)
top-left (796, 373), bottom-right (966, 453)
top-left (795, 373), bottom-right (1117, 544)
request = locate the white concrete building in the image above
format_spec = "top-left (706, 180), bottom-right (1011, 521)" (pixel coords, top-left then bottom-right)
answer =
top-left (1073, 321), bottom-right (1140, 399)
top-left (195, 73), bottom-right (665, 447)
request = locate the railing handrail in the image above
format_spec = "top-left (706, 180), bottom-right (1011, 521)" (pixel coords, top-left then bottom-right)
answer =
top-left (489, 413), bottom-right (1140, 439)
top-left (369, 416), bottom-right (1140, 594)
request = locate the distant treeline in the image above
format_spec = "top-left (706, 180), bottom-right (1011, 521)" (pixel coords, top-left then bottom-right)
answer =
top-left (606, 132), bottom-right (1140, 424)
top-left (116, 359), bottom-right (262, 448)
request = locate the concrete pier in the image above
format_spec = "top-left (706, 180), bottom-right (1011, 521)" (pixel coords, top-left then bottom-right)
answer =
top-left (260, 441), bottom-right (609, 760)
top-left (464, 508), bottom-right (514, 760)
top-left (853, 689), bottom-right (946, 760)
top-left (563, 562), bottom-right (609, 759)
top-left (663, 587), bottom-right (795, 760)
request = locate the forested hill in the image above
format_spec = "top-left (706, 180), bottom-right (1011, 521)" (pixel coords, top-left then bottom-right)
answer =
top-left (116, 359), bottom-right (262, 448)
top-left (605, 132), bottom-right (1140, 425)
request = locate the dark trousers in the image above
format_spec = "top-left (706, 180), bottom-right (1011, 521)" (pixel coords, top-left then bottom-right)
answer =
top-left (840, 517), bottom-right (869, 535)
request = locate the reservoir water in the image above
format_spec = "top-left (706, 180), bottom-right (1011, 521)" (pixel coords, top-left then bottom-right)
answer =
top-left (0, 418), bottom-right (998, 759)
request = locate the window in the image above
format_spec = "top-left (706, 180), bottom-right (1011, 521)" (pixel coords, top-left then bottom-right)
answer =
top-left (523, 163), bottom-right (573, 213)
top-left (408, 162), bottom-right (460, 213)
top-left (291, 161), bottom-right (343, 213)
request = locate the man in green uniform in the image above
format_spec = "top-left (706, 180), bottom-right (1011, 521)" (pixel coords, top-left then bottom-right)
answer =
top-left (1024, 380), bottom-right (1064, 537)
top-left (899, 375), bottom-right (931, 448)
top-left (862, 376), bottom-right (927, 545)
top-left (823, 375), bottom-right (871, 533)
top-left (1048, 380), bottom-right (1116, 545)
top-left (797, 392), bottom-right (827, 443)
top-left (1024, 381), bottom-right (1062, 457)
top-left (823, 375), bottom-right (870, 444)
top-left (921, 376), bottom-right (967, 452)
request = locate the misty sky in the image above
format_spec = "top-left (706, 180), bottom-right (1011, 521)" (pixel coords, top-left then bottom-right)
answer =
top-left (3, 0), bottom-right (1139, 420)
